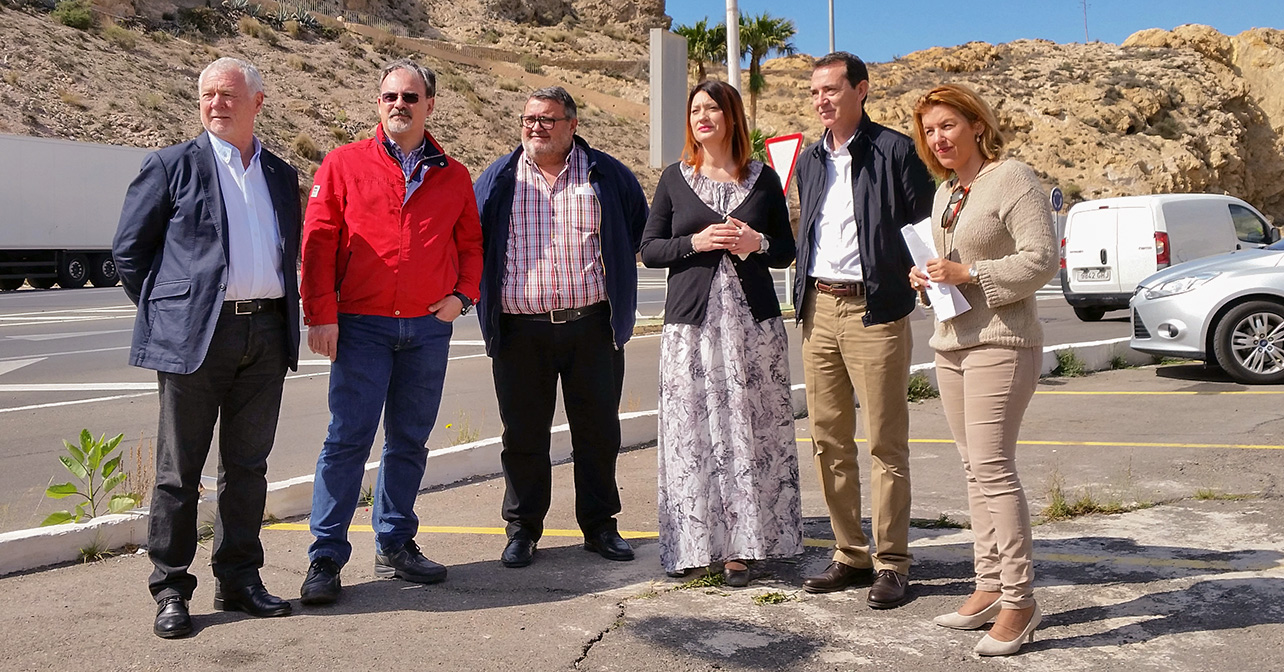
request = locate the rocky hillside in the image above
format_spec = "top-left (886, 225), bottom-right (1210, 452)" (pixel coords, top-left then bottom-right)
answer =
top-left (2, 0), bottom-right (1281, 223)
top-left (754, 25), bottom-right (1284, 222)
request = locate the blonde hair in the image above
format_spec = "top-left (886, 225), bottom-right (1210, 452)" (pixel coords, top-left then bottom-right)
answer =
top-left (912, 84), bottom-right (1005, 180)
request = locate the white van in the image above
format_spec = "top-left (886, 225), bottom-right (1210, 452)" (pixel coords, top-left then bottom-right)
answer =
top-left (1060, 194), bottom-right (1278, 321)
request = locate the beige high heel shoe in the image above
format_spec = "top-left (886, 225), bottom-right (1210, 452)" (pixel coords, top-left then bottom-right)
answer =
top-left (933, 597), bottom-right (1002, 630)
top-left (974, 603), bottom-right (1042, 656)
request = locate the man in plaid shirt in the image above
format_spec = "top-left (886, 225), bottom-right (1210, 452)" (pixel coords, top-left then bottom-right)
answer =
top-left (474, 87), bottom-right (648, 569)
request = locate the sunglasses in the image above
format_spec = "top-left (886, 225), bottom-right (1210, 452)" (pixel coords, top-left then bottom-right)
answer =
top-left (941, 185), bottom-right (970, 229)
top-left (380, 91), bottom-right (420, 104)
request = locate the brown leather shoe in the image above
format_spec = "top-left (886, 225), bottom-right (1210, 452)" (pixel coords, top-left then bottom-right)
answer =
top-left (802, 561), bottom-right (875, 593)
top-left (867, 569), bottom-right (910, 609)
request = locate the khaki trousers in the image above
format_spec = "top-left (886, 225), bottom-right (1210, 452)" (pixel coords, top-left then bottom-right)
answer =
top-left (935, 345), bottom-right (1039, 609)
top-left (801, 288), bottom-right (913, 574)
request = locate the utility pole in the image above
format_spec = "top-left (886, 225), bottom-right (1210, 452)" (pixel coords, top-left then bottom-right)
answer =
top-left (1082, 0), bottom-right (1089, 42)
top-left (828, 0), bottom-right (835, 53)
top-left (726, 0), bottom-right (740, 91)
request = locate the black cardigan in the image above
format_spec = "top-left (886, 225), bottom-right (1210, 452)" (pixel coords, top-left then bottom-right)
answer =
top-left (640, 162), bottom-right (796, 326)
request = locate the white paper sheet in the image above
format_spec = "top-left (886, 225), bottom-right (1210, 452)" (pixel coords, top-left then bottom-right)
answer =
top-left (901, 219), bottom-right (971, 322)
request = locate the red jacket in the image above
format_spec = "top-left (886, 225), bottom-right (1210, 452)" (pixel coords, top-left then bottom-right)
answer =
top-left (302, 126), bottom-right (482, 325)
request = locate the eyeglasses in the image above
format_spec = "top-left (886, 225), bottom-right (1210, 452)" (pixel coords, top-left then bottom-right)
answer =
top-left (519, 115), bottom-right (568, 130)
top-left (941, 185), bottom-right (970, 229)
top-left (380, 91), bottom-right (420, 104)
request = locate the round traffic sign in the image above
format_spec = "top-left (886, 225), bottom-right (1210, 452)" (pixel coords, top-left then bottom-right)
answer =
top-left (1051, 187), bottom-right (1064, 212)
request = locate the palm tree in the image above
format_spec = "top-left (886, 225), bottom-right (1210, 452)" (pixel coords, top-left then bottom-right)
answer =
top-left (739, 12), bottom-right (796, 129)
top-left (674, 18), bottom-right (727, 82)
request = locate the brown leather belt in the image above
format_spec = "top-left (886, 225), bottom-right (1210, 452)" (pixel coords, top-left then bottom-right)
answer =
top-left (221, 298), bottom-right (284, 315)
top-left (506, 301), bottom-right (607, 324)
top-left (813, 279), bottom-right (866, 297)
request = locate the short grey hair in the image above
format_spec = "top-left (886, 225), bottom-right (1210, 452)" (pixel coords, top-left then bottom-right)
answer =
top-left (528, 86), bottom-right (577, 120)
top-left (381, 59), bottom-right (436, 98)
top-left (199, 57), bottom-right (264, 96)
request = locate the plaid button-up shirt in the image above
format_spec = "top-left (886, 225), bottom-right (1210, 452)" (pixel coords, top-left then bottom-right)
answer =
top-left (501, 146), bottom-right (606, 314)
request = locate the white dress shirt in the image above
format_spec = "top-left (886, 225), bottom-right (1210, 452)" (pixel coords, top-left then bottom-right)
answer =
top-left (208, 133), bottom-right (285, 300)
top-left (807, 131), bottom-right (863, 283)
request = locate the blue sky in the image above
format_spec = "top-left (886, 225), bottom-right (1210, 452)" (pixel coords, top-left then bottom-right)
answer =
top-left (667, 1), bottom-right (1280, 64)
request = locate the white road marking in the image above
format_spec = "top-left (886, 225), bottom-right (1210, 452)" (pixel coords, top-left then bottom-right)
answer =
top-left (0, 345), bottom-right (130, 362)
top-left (0, 392), bottom-right (153, 414)
top-left (0, 382), bottom-right (157, 391)
top-left (0, 358), bottom-right (43, 377)
top-left (6, 329), bottom-right (134, 341)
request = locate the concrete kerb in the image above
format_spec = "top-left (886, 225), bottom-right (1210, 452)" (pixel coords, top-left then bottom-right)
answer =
top-left (0, 337), bottom-right (1145, 577)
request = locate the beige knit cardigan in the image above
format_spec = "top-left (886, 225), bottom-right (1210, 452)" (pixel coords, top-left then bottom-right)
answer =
top-left (928, 159), bottom-right (1059, 352)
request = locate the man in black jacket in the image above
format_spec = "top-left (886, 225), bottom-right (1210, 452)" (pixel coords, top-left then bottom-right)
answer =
top-left (792, 52), bottom-right (934, 608)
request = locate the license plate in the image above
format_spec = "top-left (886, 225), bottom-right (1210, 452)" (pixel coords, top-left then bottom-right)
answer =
top-left (1076, 267), bottom-right (1111, 281)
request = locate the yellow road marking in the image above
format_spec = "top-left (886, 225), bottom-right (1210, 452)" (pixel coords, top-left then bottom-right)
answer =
top-left (1034, 390), bottom-right (1284, 395)
top-left (263, 524), bottom-right (1284, 572)
top-left (792, 438), bottom-right (1284, 451)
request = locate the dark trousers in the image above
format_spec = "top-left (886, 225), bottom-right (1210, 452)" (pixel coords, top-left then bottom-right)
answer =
top-left (493, 310), bottom-right (625, 541)
top-left (148, 309), bottom-right (287, 602)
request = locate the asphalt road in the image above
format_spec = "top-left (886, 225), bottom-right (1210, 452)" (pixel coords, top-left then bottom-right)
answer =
top-left (0, 271), bottom-right (1128, 532)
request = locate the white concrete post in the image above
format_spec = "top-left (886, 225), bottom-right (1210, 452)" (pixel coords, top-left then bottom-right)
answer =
top-left (649, 29), bottom-right (688, 168)
top-left (726, 0), bottom-right (741, 92)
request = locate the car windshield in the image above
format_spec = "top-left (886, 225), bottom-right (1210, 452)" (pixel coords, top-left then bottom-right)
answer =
top-left (1270, 238), bottom-right (1284, 251)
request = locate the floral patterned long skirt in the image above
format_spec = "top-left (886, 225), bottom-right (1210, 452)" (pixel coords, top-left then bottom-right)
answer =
top-left (657, 257), bottom-right (803, 573)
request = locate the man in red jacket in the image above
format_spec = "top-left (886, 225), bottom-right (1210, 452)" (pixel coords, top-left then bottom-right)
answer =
top-left (297, 59), bottom-right (482, 605)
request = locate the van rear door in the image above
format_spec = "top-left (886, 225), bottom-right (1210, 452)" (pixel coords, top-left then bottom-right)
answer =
top-left (1066, 207), bottom-right (1117, 294)
top-left (1113, 207), bottom-right (1157, 292)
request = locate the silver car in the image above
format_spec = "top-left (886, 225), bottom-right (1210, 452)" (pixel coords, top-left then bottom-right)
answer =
top-left (1131, 239), bottom-right (1284, 384)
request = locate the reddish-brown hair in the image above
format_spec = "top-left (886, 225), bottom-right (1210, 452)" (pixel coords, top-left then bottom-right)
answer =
top-left (680, 80), bottom-right (752, 181)
top-left (912, 83), bottom-right (1005, 180)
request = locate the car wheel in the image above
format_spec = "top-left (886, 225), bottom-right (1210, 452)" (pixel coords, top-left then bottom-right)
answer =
top-left (1074, 306), bottom-right (1106, 322)
top-left (1212, 301), bottom-right (1284, 385)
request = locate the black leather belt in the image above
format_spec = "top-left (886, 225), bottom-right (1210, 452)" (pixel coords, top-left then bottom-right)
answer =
top-left (221, 298), bottom-right (284, 315)
top-left (506, 302), bottom-right (607, 324)
top-left (813, 279), bottom-right (866, 297)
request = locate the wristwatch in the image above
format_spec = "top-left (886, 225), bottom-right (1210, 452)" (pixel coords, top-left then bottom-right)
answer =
top-left (968, 264), bottom-right (980, 284)
top-left (758, 235), bottom-right (770, 254)
top-left (452, 291), bottom-right (473, 315)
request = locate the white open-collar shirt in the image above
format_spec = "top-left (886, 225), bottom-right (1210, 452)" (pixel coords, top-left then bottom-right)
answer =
top-left (208, 133), bottom-right (285, 301)
top-left (807, 130), bottom-right (863, 283)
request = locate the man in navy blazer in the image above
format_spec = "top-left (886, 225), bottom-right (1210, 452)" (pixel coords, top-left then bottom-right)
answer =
top-left (113, 57), bottom-right (301, 639)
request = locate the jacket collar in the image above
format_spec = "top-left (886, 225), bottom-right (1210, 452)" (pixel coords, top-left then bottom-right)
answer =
top-left (374, 124), bottom-right (448, 168)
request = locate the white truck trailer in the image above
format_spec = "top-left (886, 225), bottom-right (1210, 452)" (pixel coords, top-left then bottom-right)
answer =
top-left (0, 133), bottom-right (152, 290)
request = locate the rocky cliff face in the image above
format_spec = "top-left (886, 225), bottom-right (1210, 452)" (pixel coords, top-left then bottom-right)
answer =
top-left (482, 0), bottom-right (667, 32)
top-left (755, 25), bottom-right (1284, 222)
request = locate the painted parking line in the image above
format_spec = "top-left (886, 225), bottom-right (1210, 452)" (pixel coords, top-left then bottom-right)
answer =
top-left (793, 437), bottom-right (1284, 451)
top-left (260, 523), bottom-right (1284, 572)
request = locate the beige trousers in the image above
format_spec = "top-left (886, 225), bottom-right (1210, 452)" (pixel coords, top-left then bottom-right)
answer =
top-left (935, 345), bottom-right (1039, 609)
top-left (801, 288), bottom-right (913, 575)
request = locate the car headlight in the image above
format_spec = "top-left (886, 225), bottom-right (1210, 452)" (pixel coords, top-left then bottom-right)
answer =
top-left (1142, 272), bottom-right (1221, 300)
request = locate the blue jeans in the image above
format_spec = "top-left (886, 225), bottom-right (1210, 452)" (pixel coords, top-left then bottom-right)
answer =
top-left (309, 313), bottom-right (451, 565)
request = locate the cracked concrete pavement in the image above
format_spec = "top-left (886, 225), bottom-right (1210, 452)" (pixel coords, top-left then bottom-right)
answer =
top-left (1, 363), bottom-right (1282, 671)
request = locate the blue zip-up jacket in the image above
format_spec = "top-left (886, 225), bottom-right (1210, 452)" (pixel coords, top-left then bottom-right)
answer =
top-left (793, 115), bottom-right (935, 326)
top-left (473, 136), bottom-right (648, 355)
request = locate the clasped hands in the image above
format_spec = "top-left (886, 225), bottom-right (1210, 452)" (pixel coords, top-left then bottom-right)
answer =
top-left (691, 216), bottom-right (763, 255)
top-left (909, 258), bottom-right (971, 291)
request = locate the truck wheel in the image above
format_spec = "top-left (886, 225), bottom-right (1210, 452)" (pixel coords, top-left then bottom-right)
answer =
top-left (56, 253), bottom-right (89, 289)
top-left (1074, 306), bottom-right (1106, 322)
top-left (27, 277), bottom-right (56, 289)
top-left (1213, 301), bottom-right (1284, 385)
top-left (0, 278), bottom-right (22, 291)
top-left (88, 253), bottom-right (118, 288)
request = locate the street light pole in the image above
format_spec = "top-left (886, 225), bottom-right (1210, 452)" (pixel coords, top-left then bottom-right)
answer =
top-left (726, 0), bottom-right (740, 91)
top-left (828, 0), bottom-right (835, 53)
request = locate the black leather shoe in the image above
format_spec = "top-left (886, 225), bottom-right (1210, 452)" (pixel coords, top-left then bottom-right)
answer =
top-left (867, 569), bottom-right (911, 609)
top-left (723, 561), bottom-right (750, 588)
top-left (501, 536), bottom-right (536, 568)
top-left (583, 530), bottom-right (634, 561)
top-left (213, 582), bottom-right (292, 618)
top-left (374, 539), bottom-right (448, 583)
top-left (802, 561), bottom-right (875, 594)
top-left (300, 557), bottom-right (342, 606)
top-left (153, 596), bottom-right (193, 639)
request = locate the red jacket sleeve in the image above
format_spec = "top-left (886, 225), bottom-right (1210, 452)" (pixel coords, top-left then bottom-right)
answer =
top-left (301, 155), bottom-right (344, 326)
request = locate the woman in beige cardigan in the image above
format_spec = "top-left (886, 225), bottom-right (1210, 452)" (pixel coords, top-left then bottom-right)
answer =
top-left (908, 84), bottom-right (1058, 656)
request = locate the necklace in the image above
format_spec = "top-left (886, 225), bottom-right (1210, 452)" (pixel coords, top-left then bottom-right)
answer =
top-left (943, 160), bottom-right (997, 261)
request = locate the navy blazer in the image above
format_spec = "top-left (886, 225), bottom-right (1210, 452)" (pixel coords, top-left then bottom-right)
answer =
top-left (113, 132), bottom-right (302, 375)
